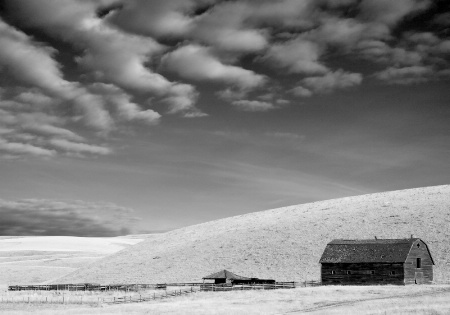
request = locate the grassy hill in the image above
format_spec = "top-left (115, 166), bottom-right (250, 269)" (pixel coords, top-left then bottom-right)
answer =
top-left (57, 185), bottom-right (450, 284)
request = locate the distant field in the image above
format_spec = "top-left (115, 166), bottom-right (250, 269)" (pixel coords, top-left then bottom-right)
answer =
top-left (1, 285), bottom-right (449, 314)
top-left (0, 236), bottom-right (145, 285)
top-left (58, 185), bottom-right (450, 284)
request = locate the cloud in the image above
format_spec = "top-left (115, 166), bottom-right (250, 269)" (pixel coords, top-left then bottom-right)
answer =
top-left (106, 0), bottom-right (202, 38)
top-left (433, 12), bottom-right (450, 26)
top-left (374, 66), bottom-right (434, 85)
top-left (21, 125), bottom-right (84, 142)
top-left (162, 45), bottom-right (266, 90)
top-left (0, 91), bottom-right (114, 158)
top-left (299, 70), bottom-right (363, 94)
top-left (49, 139), bottom-right (111, 156)
top-left (359, 0), bottom-right (432, 26)
top-left (0, 138), bottom-right (56, 158)
top-left (264, 38), bottom-right (327, 74)
top-left (188, 1), bottom-right (268, 52)
top-left (231, 100), bottom-right (276, 112)
top-left (0, 198), bottom-right (137, 236)
top-left (88, 83), bottom-right (161, 124)
top-left (0, 18), bottom-right (73, 97)
top-left (4, 0), bottom-right (201, 115)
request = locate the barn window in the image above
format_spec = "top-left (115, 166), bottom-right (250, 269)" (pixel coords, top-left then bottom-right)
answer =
top-left (370, 270), bottom-right (375, 275)
top-left (417, 243), bottom-right (420, 248)
top-left (346, 271), bottom-right (351, 275)
top-left (390, 271), bottom-right (396, 275)
top-left (417, 258), bottom-right (421, 268)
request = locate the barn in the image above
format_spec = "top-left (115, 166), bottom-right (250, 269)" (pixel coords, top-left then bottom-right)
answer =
top-left (319, 238), bottom-right (434, 285)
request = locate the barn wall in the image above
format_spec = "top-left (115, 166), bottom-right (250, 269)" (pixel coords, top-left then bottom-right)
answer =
top-left (321, 263), bottom-right (404, 285)
top-left (404, 240), bottom-right (433, 284)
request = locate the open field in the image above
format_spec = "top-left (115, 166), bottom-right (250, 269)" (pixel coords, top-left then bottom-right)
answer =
top-left (0, 236), bottom-right (146, 284)
top-left (1, 285), bottom-right (450, 314)
top-left (58, 185), bottom-right (450, 284)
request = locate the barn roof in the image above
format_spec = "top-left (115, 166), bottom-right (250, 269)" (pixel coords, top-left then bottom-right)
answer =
top-left (319, 238), bottom-right (432, 263)
top-left (202, 270), bottom-right (250, 280)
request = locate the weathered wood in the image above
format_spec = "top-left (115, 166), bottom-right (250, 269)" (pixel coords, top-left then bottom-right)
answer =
top-left (404, 239), bottom-right (433, 284)
top-left (320, 238), bottom-right (434, 286)
top-left (321, 263), bottom-right (404, 285)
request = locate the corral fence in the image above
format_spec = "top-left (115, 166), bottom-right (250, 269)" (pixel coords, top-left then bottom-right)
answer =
top-left (105, 287), bottom-right (198, 304)
top-left (8, 283), bottom-right (168, 292)
top-left (1, 295), bottom-right (100, 305)
top-left (8, 281), bottom-right (321, 293)
top-left (3, 281), bottom-right (321, 305)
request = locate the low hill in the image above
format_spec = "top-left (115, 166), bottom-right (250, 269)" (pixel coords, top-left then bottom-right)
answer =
top-left (0, 236), bottom-right (145, 285)
top-left (58, 185), bottom-right (450, 284)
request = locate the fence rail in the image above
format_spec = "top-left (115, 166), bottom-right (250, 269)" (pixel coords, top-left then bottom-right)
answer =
top-left (8, 280), bottom-right (320, 293)
top-left (105, 287), bottom-right (198, 304)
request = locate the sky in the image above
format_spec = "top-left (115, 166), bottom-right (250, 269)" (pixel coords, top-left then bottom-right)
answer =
top-left (0, 0), bottom-right (449, 236)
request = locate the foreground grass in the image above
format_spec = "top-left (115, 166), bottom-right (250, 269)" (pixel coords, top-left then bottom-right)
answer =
top-left (1, 285), bottom-right (450, 314)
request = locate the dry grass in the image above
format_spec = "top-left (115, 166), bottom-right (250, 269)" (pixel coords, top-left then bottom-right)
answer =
top-left (1, 285), bottom-right (449, 315)
top-left (58, 185), bottom-right (450, 284)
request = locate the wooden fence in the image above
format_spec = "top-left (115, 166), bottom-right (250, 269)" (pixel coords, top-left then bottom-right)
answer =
top-left (8, 281), bottom-right (320, 293)
top-left (106, 287), bottom-right (199, 304)
top-left (8, 283), bottom-right (168, 292)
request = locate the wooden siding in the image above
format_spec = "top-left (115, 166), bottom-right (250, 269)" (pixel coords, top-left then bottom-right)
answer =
top-left (321, 263), bottom-right (404, 285)
top-left (404, 239), bottom-right (433, 284)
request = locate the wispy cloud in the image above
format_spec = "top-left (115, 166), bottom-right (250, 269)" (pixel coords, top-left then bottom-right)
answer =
top-left (0, 198), bottom-right (138, 236)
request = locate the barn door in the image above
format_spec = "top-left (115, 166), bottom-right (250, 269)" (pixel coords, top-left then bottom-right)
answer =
top-left (415, 272), bottom-right (424, 284)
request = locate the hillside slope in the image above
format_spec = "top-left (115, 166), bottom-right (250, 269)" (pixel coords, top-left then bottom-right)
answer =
top-left (58, 185), bottom-right (450, 284)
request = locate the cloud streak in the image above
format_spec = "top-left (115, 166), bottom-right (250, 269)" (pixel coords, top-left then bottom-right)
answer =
top-left (0, 199), bottom-right (138, 236)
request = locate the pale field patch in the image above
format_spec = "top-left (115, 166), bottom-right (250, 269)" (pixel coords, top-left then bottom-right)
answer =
top-left (0, 236), bottom-right (145, 285)
top-left (0, 236), bottom-right (143, 253)
top-left (1, 285), bottom-right (450, 315)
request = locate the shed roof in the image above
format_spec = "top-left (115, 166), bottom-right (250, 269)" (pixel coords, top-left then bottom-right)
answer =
top-left (202, 270), bottom-right (250, 280)
top-left (319, 238), bottom-right (432, 263)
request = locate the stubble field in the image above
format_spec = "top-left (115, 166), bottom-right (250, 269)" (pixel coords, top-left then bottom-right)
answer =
top-left (1, 285), bottom-right (450, 315)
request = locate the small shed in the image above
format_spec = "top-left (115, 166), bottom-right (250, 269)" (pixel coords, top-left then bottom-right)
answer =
top-left (202, 270), bottom-right (250, 284)
top-left (319, 238), bottom-right (434, 285)
top-left (202, 270), bottom-right (275, 285)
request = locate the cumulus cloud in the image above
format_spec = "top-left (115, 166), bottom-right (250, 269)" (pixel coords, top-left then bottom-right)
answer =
top-left (0, 0), bottom-right (447, 145)
top-left (162, 45), bottom-right (266, 90)
top-left (232, 100), bottom-right (276, 112)
top-left (297, 70), bottom-right (363, 95)
top-left (374, 66), bottom-right (434, 85)
top-left (4, 0), bottom-right (201, 115)
top-left (189, 1), bottom-right (268, 52)
top-left (359, 0), bottom-right (431, 26)
top-left (264, 38), bottom-right (327, 74)
top-left (290, 86), bottom-right (313, 98)
top-left (0, 198), bottom-right (137, 236)
top-left (0, 18), bottom-right (73, 97)
top-left (88, 83), bottom-right (161, 124)
top-left (106, 0), bottom-right (203, 38)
